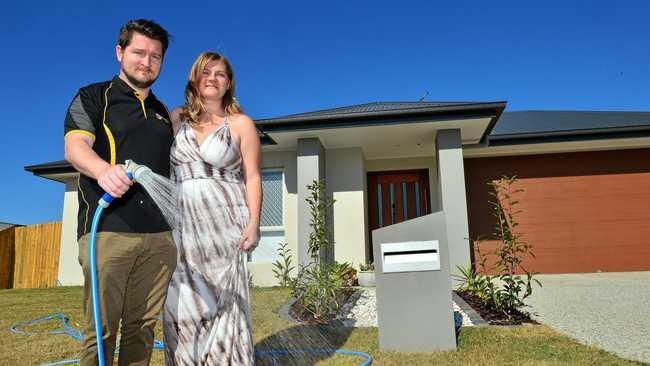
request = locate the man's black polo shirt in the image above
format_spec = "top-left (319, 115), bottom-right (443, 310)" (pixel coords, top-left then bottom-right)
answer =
top-left (64, 76), bottom-right (173, 239)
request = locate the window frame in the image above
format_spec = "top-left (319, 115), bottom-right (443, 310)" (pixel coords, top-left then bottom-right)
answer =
top-left (259, 168), bottom-right (285, 232)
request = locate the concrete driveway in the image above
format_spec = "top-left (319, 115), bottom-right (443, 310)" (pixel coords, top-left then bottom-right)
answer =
top-left (526, 271), bottom-right (650, 364)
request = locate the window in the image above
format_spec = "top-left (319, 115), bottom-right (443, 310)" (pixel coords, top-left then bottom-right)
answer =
top-left (250, 170), bottom-right (284, 263)
top-left (260, 171), bottom-right (283, 228)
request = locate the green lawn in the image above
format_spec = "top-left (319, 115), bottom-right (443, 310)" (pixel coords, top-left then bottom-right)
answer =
top-left (0, 286), bottom-right (644, 365)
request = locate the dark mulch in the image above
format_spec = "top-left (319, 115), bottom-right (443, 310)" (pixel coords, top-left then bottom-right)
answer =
top-left (455, 290), bottom-right (539, 326)
top-left (289, 301), bottom-right (329, 325)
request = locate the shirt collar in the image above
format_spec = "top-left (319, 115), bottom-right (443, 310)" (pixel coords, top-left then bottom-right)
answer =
top-left (111, 75), bottom-right (157, 101)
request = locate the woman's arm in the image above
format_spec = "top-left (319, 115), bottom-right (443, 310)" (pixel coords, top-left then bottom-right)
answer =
top-left (233, 114), bottom-right (262, 251)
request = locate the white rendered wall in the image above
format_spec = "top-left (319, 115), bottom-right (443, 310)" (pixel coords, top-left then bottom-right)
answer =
top-left (251, 150), bottom-right (298, 286)
top-left (326, 148), bottom-right (368, 268)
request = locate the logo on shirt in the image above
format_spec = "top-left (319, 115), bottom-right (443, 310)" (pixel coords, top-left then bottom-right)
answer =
top-left (155, 113), bottom-right (170, 124)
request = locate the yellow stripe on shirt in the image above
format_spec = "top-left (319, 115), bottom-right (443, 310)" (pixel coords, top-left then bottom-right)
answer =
top-left (64, 129), bottom-right (96, 140)
top-left (102, 83), bottom-right (117, 165)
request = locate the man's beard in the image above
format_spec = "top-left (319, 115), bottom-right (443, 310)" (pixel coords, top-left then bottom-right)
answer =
top-left (123, 67), bottom-right (157, 89)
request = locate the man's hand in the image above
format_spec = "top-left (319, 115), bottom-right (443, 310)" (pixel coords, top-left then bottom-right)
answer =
top-left (97, 165), bottom-right (133, 198)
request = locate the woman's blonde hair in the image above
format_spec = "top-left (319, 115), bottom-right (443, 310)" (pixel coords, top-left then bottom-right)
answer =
top-left (181, 52), bottom-right (243, 124)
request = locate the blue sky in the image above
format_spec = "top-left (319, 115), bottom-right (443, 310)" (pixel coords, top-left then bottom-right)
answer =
top-left (1, 1), bottom-right (648, 225)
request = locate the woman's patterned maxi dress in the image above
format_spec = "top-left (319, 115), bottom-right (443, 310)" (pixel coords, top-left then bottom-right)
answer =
top-left (163, 118), bottom-right (254, 365)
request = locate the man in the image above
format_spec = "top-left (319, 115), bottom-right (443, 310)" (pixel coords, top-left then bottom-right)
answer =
top-left (64, 19), bottom-right (176, 366)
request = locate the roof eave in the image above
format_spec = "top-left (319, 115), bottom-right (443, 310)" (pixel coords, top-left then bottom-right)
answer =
top-left (256, 102), bottom-right (507, 126)
top-left (488, 127), bottom-right (650, 146)
top-left (24, 162), bottom-right (76, 176)
top-left (256, 102), bottom-right (507, 145)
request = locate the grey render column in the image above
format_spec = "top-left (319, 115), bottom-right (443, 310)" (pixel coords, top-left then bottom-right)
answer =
top-left (297, 138), bottom-right (325, 266)
top-left (435, 129), bottom-right (471, 277)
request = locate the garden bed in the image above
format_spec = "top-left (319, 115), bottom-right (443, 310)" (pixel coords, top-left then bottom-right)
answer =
top-left (288, 287), bottom-right (355, 324)
top-left (454, 290), bottom-right (538, 326)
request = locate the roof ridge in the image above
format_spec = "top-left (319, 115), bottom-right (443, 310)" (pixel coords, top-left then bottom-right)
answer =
top-left (276, 100), bottom-right (493, 119)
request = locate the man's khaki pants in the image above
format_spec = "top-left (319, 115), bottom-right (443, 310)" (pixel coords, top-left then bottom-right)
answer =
top-left (78, 231), bottom-right (176, 366)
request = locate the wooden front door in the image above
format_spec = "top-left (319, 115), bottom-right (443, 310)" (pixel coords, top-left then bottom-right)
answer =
top-left (367, 169), bottom-right (431, 238)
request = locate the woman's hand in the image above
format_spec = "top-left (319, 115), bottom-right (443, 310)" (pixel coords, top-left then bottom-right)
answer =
top-left (239, 224), bottom-right (260, 251)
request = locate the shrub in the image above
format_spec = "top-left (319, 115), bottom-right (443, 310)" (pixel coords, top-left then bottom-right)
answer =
top-left (272, 242), bottom-right (294, 287)
top-left (359, 261), bottom-right (374, 272)
top-left (457, 176), bottom-right (542, 323)
top-left (487, 176), bottom-right (541, 320)
top-left (289, 262), bottom-right (351, 323)
top-left (453, 263), bottom-right (490, 301)
top-left (331, 262), bottom-right (357, 288)
top-left (285, 180), bottom-right (353, 322)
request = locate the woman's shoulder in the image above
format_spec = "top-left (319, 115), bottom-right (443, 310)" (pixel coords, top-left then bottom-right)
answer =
top-left (228, 112), bottom-right (252, 123)
top-left (228, 113), bottom-right (258, 140)
top-left (228, 113), bottom-right (255, 129)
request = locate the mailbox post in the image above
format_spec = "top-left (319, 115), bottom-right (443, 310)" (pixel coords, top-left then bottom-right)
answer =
top-left (372, 211), bottom-right (457, 352)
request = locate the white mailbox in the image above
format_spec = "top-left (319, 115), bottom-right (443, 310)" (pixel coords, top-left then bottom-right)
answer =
top-left (380, 240), bottom-right (440, 273)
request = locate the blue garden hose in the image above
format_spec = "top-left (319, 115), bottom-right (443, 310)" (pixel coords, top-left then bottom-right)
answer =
top-left (89, 172), bottom-right (133, 366)
top-left (10, 313), bottom-right (83, 342)
top-left (256, 348), bottom-right (372, 365)
top-left (11, 160), bottom-right (374, 366)
top-left (9, 313), bottom-right (164, 366)
top-left (11, 296), bottom-right (375, 365)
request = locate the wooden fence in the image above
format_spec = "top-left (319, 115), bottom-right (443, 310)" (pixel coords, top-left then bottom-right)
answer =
top-left (0, 222), bottom-right (62, 289)
top-left (0, 227), bottom-right (16, 289)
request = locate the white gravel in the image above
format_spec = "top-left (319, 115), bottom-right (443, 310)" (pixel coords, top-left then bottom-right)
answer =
top-left (334, 287), bottom-right (474, 327)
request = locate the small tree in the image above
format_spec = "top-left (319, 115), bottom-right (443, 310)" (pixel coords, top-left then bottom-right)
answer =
top-left (288, 180), bottom-right (352, 323)
top-left (455, 176), bottom-right (541, 323)
top-left (486, 176), bottom-right (541, 320)
top-left (305, 180), bottom-right (335, 267)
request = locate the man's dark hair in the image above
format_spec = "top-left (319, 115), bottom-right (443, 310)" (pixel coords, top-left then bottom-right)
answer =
top-left (118, 19), bottom-right (170, 55)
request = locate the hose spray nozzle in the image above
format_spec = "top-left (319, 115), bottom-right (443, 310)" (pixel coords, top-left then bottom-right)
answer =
top-left (124, 159), bottom-right (152, 182)
top-left (98, 159), bottom-right (152, 207)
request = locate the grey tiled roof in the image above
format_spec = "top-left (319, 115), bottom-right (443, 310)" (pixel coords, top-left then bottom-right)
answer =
top-left (255, 101), bottom-right (506, 128)
top-left (278, 101), bottom-right (481, 119)
top-left (493, 110), bottom-right (650, 137)
top-left (26, 106), bottom-right (650, 176)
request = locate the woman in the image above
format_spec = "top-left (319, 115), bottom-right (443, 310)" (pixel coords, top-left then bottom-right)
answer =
top-left (163, 52), bottom-right (261, 365)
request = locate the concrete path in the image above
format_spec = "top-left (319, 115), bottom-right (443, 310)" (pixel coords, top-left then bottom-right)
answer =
top-left (526, 271), bottom-right (650, 364)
